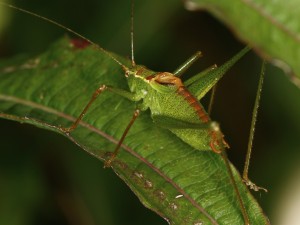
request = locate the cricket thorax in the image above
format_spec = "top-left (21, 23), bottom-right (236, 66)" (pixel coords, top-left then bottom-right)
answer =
top-left (148, 72), bottom-right (210, 123)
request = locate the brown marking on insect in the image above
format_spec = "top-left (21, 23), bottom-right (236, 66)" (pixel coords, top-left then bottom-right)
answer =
top-left (136, 67), bottom-right (146, 76)
top-left (177, 86), bottom-right (209, 123)
top-left (146, 75), bottom-right (155, 80)
top-left (153, 72), bottom-right (184, 87)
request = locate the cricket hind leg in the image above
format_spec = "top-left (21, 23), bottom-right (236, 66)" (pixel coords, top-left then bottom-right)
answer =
top-left (242, 60), bottom-right (268, 192)
top-left (153, 115), bottom-right (250, 223)
top-left (207, 94), bottom-right (250, 225)
top-left (190, 120), bottom-right (251, 224)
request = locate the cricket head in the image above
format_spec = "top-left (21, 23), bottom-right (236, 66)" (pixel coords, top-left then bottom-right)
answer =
top-left (125, 65), bottom-right (184, 99)
top-left (124, 65), bottom-right (153, 78)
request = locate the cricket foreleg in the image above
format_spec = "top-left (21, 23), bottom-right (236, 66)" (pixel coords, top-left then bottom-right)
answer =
top-left (60, 85), bottom-right (137, 134)
top-left (104, 109), bottom-right (140, 168)
top-left (60, 85), bottom-right (107, 133)
top-left (242, 60), bottom-right (268, 192)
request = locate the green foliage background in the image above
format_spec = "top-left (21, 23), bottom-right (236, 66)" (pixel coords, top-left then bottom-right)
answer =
top-left (0, 0), bottom-right (300, 224)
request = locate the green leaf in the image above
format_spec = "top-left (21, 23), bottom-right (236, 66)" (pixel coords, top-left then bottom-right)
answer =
top-left (0, 37), bottom-right (269, 225)
top-left (185, 0), bottom-right (300, 84)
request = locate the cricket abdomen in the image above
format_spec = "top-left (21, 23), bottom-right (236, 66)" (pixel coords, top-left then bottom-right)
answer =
top-left (152, 72), bottom-right (210, 123)
top-left (176, 86), bottom-right (210, 123)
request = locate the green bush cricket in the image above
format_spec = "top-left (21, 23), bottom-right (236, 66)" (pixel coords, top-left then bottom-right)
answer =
top-left (0, 1), bottom-right (269, 224)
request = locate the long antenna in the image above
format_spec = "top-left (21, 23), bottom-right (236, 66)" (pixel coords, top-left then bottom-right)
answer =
top-left (130, 0), bottom-right (136, 67)
top-left (0, 2), bottom-right (128, 71)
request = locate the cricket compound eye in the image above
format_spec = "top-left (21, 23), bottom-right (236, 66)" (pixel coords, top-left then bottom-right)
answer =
top-left (125, 70), bottom-right (130, 77)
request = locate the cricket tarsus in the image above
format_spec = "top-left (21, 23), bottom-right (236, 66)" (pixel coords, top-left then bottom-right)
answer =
top-left (243, 60), bottom-right (268, 193)
top-left (244, 179), bottom-right (267, 192)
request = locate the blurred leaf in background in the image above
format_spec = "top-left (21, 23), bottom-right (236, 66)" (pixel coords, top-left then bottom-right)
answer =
top-left (185, 0), bottom-right (300, 85)
top-left (0, 0), bottom-right (300, 225)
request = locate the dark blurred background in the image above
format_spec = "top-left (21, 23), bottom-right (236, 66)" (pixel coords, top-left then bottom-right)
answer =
top-left (0, 0), bottom-right (300, 224)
